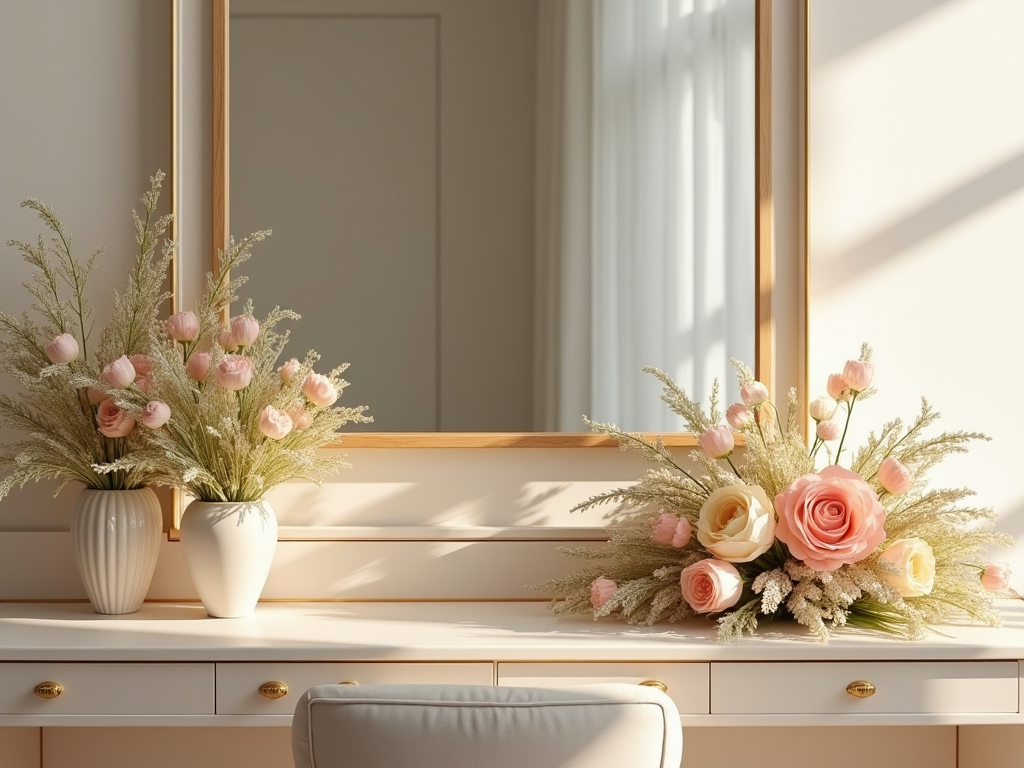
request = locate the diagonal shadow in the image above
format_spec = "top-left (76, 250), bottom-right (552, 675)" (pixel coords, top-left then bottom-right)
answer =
top-left (811, 0), bottom-right (956, 66)
top-left (816, 150), bottom-right (1024, 293)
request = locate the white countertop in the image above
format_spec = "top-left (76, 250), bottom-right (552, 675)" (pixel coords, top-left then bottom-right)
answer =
top-left (2, 600), bottom-right (1023, 662)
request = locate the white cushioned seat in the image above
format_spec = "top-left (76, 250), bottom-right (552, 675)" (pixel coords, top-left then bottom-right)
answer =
top-left (292, 683), bottom-right (682, 768)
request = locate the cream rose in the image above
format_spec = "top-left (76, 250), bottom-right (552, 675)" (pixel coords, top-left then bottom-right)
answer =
top-left (696, 484), bottom-right (776, 563)
top-left (879, 537), bottom-right (935, 597)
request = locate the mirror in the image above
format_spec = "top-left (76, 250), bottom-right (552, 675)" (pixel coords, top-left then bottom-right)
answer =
top-left (217, 0), bottom-right (772, 443)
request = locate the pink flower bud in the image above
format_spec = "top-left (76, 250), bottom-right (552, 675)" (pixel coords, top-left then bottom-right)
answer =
top-left (258, 405), bottom-right (293, 440)
top-left (95, 399), bottom-right (136, 438)
top-left (826, 373), bottom-right (851, 401)
top-left (808, 396), bottom-right (837, 422)
top-left (816, 420), bottom-right (842, 441)
top-left (45, 333), bottom-right (79, 364)
top-left (698, 425), bottom-right (734, 459)
top-left (140, 400), bottom-right (171, 429)
top-left (130, 354), bottom-right (154, 393)
top-left (165, 311), bottom-right (199, 342)
top-left (303, 372), bottom-right (338, 407)
top-left (740, 381), bottom-right (769, 406)
top-left (230, 315), bottom-right (260, 348)
top-left (101, 355), bottom-right (136, 388)
top-left (285, 402), bottom-right (313, 430)
top-left (590, 577), bottom-right (617, 609)
top-left (186, 352), bottom-right (211, 382)
top-left (217, 326), bottom-right (236, 352)
top-left (982, 562), bottom-right (1011, 592)
top-left (651, 512), bottom-right (692, 548)
top-left (215, 354), bottom-right (253, 391)
top-left (725, 403), bottom-right (755, 430)
top-left (877, 456), bottom-right (912, 494)
top-left (842, 360), bottom-right (874, 393)
top-left (278, 358), bottom-right (301, 383)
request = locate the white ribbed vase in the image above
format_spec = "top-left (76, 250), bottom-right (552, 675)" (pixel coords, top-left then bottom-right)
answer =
top-left (179, 499), bottom-right (278, 618)
top-left (70, 487), bottom-right (163, 615)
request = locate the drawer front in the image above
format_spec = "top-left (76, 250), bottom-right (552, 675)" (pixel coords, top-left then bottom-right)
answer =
top-left (216, 662), bottom-right (494, 714)
top-left (497, 662), bottom-right (710, 715)
top-left (712, 662), bottom-right (1020, 715)
top-left (0, 663), bottom-right (214, 715)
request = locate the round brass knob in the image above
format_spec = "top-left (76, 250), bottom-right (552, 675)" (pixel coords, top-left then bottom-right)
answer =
top-left (34, 682), bottom-right (64, 699)
top-left (846, 680), bottom-right (876, 698)
top-left (639, 680), bottom-right (668, 693)
top-left (338, 681), bottom-right (359, 686)
top-left (258, 681), bottom-right (289, 699)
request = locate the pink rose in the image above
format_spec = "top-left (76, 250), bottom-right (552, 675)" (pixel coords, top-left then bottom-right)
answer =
top-left (285, 402), bottom-right (313, 431)
top-left (140, 400), bottom-right (171, 429)
top-left (258, 405), bottom-right (293, 440)
top-left (45, 333), bottom-right (79, 364)
top-left (982, 563), bottom-right (1011, 593)
top-left (680, 559), bottom-right (743, 613)
top-left (816, 420), bottom-right (841, 441)
top-left (215, 354), bottom-right (253, 390)
top-left (826, 374), bottom-right (850, 402)
top-left (186, 352), bottom-right (211, 382)
top-left (165, 310), bottom-right (199, 342)
top-left (651, 512), bottom-right (692, 548)
top-left (590, 577), bottom-right (618, 609)
top-left (740, 381), bottom-right (769, 406)
top-left (878, 457), bottom-right (912, 495)
top-left (303, 372), bottom-right (338, 407)
top-left (230, 315), bottom-right (260, 348)
top-left (808, 396), bottom-right (836, 422)
top-left (95, 398), bottom-right (136, 438)
top-left (698, 425), bottom-right (734, 459)
top-left (725, 403), bottom-right (755, 430)
top-left (774, 465), bottom-right (886, 571)
top-left (843, 360), bottom-right (874, 393)
top-left (101, 355), bottom-right (136, 388)
top-left (278, 358), bottom-right (301, 383)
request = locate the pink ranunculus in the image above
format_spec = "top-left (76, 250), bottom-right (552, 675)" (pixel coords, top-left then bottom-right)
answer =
top-left (698, 425), bottom-right (734, 459)
top-left (826, 373), bottom-right (850, 402)
top-left (285, 402), bottom-right (313, 431)
top-left (140, 400), bottom-right (171, 429)
top-left (774, 465), bottom-right (886, 571)
top-left (740, 381), bottom-right (769, 407)
top-left (95, 398), bottom-right (136, 438)
top-left (843, 360), bottom-right (874, 393)
top-left (230, 315), bottom-right (260, 348)
top-left (590, 577), bottom-right (618, 609)
top-left (651, 512), bottom-right (692, 548)
top-left (303, 372), bottom-right (338, 407)
top-left (278, 358), bottom-right (301, 383)
top-left (816, 420), bottom-right (842, 442)
top-left (215, 354), bottom-right (253, 391)
top-left (101, 355), bottom-right (136, 388)
top-left (165, 310), bottom-right (199, 342)
top-left (186, 352), bottom-right (211, 382)
top-left (258, 405), bottom-right (293, 440)
top-left (982, 562), bottom-right (1011, 592)
top-left (45, 333), bottom-right (79, 364)
top-left (725, 403), bottom-right (755, 430)
top-left (680, 559), bottom-right (743, 614)
top-left (808, 396), bottom-right (837, 423)
top-left (878, 457), bottom-right (913, 495)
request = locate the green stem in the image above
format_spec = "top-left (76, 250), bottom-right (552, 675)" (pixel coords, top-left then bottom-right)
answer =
top-left (834, 392), bottom-right (858, 465)
top-left (725, 454), bottom-right (743, 480)
top-left (767, 400), bottom-right (785, 437)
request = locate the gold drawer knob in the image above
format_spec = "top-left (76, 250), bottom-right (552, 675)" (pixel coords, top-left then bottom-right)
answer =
top-left (338, 681), bottom-right (359, 686)
top-left (639, 680), bottom-right (668, 693)
top-left (846, 680), bottom-right (876, 698)
top-left (34, 682), bottom-right (64, 699)
top-left (258, 681), bottom-right (289, 699)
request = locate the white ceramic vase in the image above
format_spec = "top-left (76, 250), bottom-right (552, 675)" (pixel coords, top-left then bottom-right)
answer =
top-left (178, 499), bottom-right (278, 618)
top-left (71, 487), bottom-right (163, 615)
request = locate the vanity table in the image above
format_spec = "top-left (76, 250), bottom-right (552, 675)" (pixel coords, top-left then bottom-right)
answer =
top-left (2, 600), bottom-right (1022, 730)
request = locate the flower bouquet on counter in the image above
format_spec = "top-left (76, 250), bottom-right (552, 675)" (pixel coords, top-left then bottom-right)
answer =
top-left (538, 346), bottom-right (1014, 641)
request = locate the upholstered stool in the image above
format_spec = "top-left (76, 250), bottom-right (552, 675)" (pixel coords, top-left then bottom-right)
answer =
top-left (292, 683), bottom-right (682, 768)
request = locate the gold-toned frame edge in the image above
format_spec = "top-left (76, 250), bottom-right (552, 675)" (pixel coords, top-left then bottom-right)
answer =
top-left (210, 0), bottom-right (773, 448)
top-left (169, 0), bottom-right (182, 537)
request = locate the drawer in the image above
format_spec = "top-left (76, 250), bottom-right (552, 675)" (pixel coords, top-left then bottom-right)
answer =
top-left (712, 662), bottom-right (1019, 715)
top-left (497, 662), bottom-right (710, 715)
top-left (0, 663), bottom-right (214, 715)
top-left (216, 662), bottom-right (494, 714)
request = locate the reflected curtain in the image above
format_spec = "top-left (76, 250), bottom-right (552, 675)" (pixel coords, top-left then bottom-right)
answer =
top-left (535, 0), bottom-right (755, 432)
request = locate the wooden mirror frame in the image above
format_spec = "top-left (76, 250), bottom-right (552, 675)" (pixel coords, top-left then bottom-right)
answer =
top-left (209, 0), bottom-right (774, 449)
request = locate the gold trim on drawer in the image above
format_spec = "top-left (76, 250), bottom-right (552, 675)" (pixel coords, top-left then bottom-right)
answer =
top-left (639, 680), bottom-right (668, 693)
top-left (258, 682), bottom-right (289, 699)
top-left (34, 682), bottom-right (63, 699)
top-left (846, 680), bottom-right (876, 698)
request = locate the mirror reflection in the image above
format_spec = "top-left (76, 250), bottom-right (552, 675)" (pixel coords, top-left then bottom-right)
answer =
top-left (231, 0), bottom-right (755, 432)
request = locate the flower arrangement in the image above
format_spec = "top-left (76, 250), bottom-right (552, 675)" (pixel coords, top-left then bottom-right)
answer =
top-left (540, 347), bottom-right (1013, 641)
